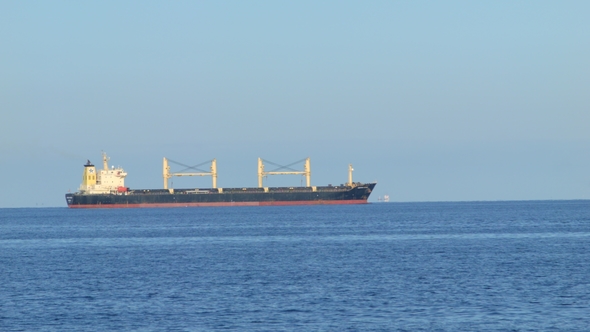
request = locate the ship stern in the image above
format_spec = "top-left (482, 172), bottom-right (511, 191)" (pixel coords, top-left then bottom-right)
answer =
top-left (65, 193), bottom-right (74, 207)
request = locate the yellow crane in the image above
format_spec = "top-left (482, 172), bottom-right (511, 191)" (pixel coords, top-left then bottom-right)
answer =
top-left (258, 157), bottom-right (311, 188)
top-left (163, 158), bottom-right (217, 190)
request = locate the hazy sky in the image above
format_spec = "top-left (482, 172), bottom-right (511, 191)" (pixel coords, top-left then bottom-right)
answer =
top-left (1, 1), bottom-right (589, 207)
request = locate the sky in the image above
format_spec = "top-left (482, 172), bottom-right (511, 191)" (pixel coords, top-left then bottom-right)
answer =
top-left (1, 1), bottom-right (589, 207)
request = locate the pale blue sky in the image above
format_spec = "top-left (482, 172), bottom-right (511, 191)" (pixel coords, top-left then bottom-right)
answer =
top-left (1, 1), bottom-right (589, 207)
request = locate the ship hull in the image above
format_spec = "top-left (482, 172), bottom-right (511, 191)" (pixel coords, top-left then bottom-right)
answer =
top-left (66, 183), bottom-right (376, 208)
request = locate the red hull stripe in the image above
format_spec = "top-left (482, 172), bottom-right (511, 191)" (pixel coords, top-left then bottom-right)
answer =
top-left (68, 200), bottom-right (368, 209)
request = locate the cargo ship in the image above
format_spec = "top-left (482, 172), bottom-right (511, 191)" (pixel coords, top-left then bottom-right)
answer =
top-left (65, 153), bottom-right (376, 208)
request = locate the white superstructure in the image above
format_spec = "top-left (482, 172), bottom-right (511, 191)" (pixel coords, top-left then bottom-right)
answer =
top-left (79, 152), bottom-right (127, 194)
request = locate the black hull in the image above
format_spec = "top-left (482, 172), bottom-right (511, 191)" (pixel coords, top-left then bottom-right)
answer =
top-left (66, 183), bottom-right (376, 208)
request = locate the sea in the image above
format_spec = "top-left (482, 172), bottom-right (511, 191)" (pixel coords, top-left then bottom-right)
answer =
top-left (1, 201), bottom-right (589, 331)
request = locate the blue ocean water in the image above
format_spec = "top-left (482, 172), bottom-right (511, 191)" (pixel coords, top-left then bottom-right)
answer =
top-left (1, 201), bottom-right (589, 331)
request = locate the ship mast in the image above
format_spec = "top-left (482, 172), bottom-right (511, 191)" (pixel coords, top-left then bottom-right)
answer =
top-left (102, 152), bottom-right (109, 171)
